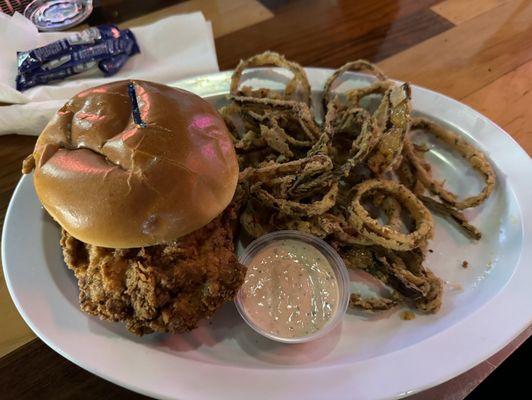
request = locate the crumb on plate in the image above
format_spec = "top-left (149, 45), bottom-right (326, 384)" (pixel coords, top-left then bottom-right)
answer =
top-left (401, 311), bottom-right (416, 320)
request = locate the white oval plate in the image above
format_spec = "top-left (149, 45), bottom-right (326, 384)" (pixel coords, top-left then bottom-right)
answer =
top-left (3, 69), bottom-right (532, 400)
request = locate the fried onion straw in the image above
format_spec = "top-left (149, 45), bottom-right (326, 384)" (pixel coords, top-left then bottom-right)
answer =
top-left (222, 52), bottom-right (495, 316)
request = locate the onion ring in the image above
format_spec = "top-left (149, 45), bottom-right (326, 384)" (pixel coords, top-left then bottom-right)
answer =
top-left (333, 107), bottom-right (382, 176)
top-left (379, 252), bottom-right (443, 313)
top-left (271, 215), bottom-right (329, 238)
top-left (380, 196), bottom-right (403, 232)
top-left (396, 157), bottom-right (426, 195)
top-left (413, 269), bottom-right (443, 313)
top-left (249, 113), bottom-right (313, 148)
top-left (404, 117), bottom-right (495, 209)
top-left (323, 60), bottom-right (388, 108)
top-left (259, 123), bottom-right (293, 158)
top-left (420, 195), bottom-right (482, 240)
top-left (345, 80), bottom-right (394, 111)
top-left (350, 293), bottom-right (399, 311)
top-left (366, 83), bottom-right (412, 175)
top-left (230, 51), bottom-right (311, 105)
top-left (348, 179), bottom-right (434, 251)
top-left (247, 154), bottom-right (332, 181)
top-left (231, 95), bottom-right (320, 140)
top-left (251, 181), bottom-right (338, 216)
top-left (307, 99), bottom-right (338, 157)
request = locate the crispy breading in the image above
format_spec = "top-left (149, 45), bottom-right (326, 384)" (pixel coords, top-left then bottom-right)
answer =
top-left (61, 207), bottom-right (246, 335)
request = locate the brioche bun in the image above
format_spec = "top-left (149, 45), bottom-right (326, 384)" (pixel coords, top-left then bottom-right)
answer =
top-left (31, 80), bottom-right (238, 248)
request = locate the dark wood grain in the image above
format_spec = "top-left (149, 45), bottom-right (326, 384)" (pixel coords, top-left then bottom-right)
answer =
top-left (0, 135), bottom-right (36, 227)
top-left (0, 0), bottom-right (32, 15)
top-left (87, 0), bottom-right (186, 26)
top-left (217, 0), bottom-right (451, 69)
top-left (0, 340), bottom-right (151, 400)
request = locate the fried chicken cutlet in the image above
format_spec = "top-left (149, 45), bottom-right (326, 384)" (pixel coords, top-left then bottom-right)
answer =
top-left (61, 206), bottom-right (246, 335)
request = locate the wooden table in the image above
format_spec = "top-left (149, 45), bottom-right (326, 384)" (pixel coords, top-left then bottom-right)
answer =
top-left (0, 0), bottom-right (531, 398)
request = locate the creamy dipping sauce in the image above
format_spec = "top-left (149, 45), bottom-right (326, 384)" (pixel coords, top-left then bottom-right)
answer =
top-left (239, 239), bottom-right (339, 339)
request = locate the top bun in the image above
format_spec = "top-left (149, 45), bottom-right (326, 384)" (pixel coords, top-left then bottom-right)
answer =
top-left (29, 80), bottom-right (239, 248)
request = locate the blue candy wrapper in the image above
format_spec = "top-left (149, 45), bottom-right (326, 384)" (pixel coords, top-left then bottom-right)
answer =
top-left (17, 25), bottom-right (121, 74)
top-left (16, 26), bottom-right (140, 91)
top-left (99, 54), bottom-right (132, 76)
top-left (20, 33), bottom-right (138, 76)
top-left (16, 61), bottom-right (99, 90)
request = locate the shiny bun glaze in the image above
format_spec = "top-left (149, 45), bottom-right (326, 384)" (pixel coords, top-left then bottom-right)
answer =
top-left (27, 80), bottom-right (239, 248)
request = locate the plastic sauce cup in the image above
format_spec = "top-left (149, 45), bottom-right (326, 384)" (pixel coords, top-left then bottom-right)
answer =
top-left (235, 230), bottom-right (350, 344)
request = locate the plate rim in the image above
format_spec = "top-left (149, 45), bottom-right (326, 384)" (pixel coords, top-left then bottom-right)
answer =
top-left (2, 67), bottom-right (532, 400)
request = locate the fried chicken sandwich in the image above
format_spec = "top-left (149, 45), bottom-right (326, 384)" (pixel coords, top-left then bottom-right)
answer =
top-left (22, 80), bottom-right (245, 335)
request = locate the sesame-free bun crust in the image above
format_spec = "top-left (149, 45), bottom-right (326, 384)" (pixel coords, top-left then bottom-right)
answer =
top-left (31, 80), bottom-right (239, 248)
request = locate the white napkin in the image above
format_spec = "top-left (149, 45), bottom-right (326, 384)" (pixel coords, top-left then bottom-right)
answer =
top-left (0, 12), bottom-right (219, 135)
